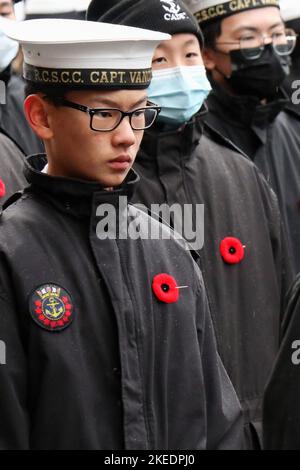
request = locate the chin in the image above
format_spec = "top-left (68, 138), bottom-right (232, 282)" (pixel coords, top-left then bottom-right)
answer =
top-left (98, 174), bottom-right (128, 188)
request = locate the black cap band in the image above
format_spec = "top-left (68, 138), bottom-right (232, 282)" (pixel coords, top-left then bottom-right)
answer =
top-left (24, 64), bottom-right (152, 89)
top-left (194, 0), bottom-right (280, 25)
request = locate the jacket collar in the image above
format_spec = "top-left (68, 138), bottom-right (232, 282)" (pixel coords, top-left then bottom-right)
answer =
top-left (24, 154), bottom-right (140, 218)
top-left (138, 112), bottom-right (204, 166)
top-left (208, 79), bottom-right (289, 128)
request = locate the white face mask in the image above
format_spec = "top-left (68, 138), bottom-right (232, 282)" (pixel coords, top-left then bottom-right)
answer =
top-left (0, 27), bottom-right (19, 73)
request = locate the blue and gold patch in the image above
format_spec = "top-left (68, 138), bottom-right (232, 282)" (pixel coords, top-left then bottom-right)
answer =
top-left (29, 284), bottom-right (74, 332)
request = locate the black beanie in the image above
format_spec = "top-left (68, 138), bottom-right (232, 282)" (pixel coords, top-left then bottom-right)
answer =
top-left (86, 0), bottom-right (120, 21)
top-left (95, 0), bottom-right (204, 48)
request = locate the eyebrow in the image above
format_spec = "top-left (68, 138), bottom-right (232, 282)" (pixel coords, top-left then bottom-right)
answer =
top-left (232, 22), bottom-right (284, 34)
top-left (183, 39), bottom-right (199, 47)
top-left (92, 96), bottom-right (148, 108)
top-left (0, 1), bottom-right (12, 7)
top-left (156, 38), bottom-right (198, 51)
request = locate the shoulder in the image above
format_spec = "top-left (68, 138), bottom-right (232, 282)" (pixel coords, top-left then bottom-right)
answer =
top-left (203, 121), bottom-right (248, 159)
top-left (0, 135), bottom-right (24, 166)
top-left (281, 105), bottom-right (300, 121)
top-left (0, 129), bottom-right (25, 156)
top-left (198, 125), bottom-right (281, 216)
top-left (274, 108), bottom-right (300, 132)
top-left (281, 274), bottom-right (300, 337)
top-left (7, 74), bottom-right (25, 97)
top-left (0, 189), bottom-right (53, 248)
top-left (128, 202), bottom-right (200, 264)
top-left (199, 124), bottom-right (262, 179)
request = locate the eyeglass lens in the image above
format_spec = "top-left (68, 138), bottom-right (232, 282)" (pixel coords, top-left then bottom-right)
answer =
top-left (240, 29), bottom-right (297, 60)
top-left (91, 107), bottom-right (158, 131)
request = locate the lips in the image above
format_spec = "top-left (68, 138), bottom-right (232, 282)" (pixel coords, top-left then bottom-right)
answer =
top-left (108, 155), bottom-right (132, 171)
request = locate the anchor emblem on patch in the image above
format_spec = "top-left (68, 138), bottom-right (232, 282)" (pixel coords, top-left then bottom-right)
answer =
top-left (29, 284), bottom-right (74, 332)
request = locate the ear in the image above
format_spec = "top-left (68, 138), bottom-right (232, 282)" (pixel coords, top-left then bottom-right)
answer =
top-left (24, 94), bottom-right (53, 141)
top-left (202, 47), bottom-right (218, 71)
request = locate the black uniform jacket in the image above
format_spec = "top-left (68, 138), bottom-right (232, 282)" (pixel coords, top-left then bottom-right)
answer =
top-left (205, 82), bottom-right (300, 274)
top-left (0, 69), bottom-right (44, 156)
top-left (282, 60), bottom-right (300, 117)
top-left (0, 129), bottom-right (27, 203)
top-left (263, 273), bottom-right (300, 450)
top-left (132, 115), bottom-right (293, 449)
top-left (0, 155), bottom-right (243, 450)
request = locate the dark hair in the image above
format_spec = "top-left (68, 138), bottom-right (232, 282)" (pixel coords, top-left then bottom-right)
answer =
top-left (24, 82), bottom-right (94, 105)
top-left (285, 18), bottom-right (300, 35)
top-left (24, 81), bottom-right (66, 102)
top-left (201, 20), bottom-right (222, 49)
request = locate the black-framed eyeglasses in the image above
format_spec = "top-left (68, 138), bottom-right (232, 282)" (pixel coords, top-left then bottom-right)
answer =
top-left (215, 28), bottom-right (298, 60)
top-left (43, 96), bottom-right (161, 132)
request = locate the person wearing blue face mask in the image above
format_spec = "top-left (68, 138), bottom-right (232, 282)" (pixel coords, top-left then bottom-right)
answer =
top-left (143, 12), bottom-right (211, 126)
top-left (89, 0), bottom-right (294, 449)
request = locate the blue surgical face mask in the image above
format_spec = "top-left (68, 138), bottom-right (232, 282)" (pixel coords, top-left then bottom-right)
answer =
top-left (147, 65), bottom-right (211, 126)
top-left (0, 28), bottom-right (19, 73)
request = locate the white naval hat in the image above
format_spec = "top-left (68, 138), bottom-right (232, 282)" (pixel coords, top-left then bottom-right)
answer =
top-left (184, 0), bottom-right (280, 25)
top-left (3, 18), bottom-right (170, 89)
top-left (280, 0), bottom-right (300, 22)
top-left (24, 0), bottom-right (90, 15)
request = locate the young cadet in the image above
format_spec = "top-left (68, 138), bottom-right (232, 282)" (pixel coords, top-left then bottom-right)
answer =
top-left (186, 0), bottom-right (300, 273)
top-left (0, 18), bottom-right (243, 450)
top-left (88, 0), bottom-right (293, 449)
top-left (263, 273), bottom-right (300, 449)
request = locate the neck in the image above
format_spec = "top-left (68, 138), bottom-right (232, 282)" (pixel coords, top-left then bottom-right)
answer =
top-left (210, 69), bottom-right (235, 95)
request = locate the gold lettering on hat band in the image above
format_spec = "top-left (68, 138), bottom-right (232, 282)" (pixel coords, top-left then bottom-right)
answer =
top-left (24, 64), bottom-right (153, 88)
top-left (194, 0), bottom-right (279, 24)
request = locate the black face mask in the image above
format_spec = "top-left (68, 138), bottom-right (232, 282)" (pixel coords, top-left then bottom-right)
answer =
top-left (0, 64), bottom-right (11, 85)
top-left (226, 44), bottom-right (290, 99)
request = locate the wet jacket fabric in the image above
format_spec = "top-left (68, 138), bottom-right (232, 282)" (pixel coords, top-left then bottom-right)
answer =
top-left (205, 82), bottom-right (300, 274)
top-left (263, 273), bottom-right (300, 449)
top-left (282, 57), bottom-right (300, 116)
top-left (132, 115), bottom-right (293, 449)
top-left (0, 154), bottom-right (243, 450)
top-left (0, 69), bottom-right (44, 156)
top-left (0, 129), bottom-right (27, 204)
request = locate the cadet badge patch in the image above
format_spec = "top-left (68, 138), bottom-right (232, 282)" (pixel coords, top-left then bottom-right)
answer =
top-left (29, 284), bottom-right (74, 332)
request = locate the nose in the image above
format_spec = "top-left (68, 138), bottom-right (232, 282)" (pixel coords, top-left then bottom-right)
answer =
top-left (263, 35), bottom-right (273, 46)
top-left (112, 115), bottom-right (137, 148)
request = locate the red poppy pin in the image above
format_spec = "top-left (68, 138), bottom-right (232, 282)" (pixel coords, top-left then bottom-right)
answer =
top-left (29, 284), bottom-right (74, 332)
top-left (220, 237), bottom-right (245, 265)
top-left (0, 179), bottom-right (6, 198)
top-left (152, 273), bottom-right (188, 304)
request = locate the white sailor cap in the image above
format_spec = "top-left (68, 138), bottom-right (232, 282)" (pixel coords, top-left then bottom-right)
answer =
top-left (24, 0), bottom-right (90, 15)
top-left (185, 0), bottom-right (280, 25)
top-left (280, 0), bottom-right (300, 22)
top-left (3, 18), bottom-right (170, 89)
